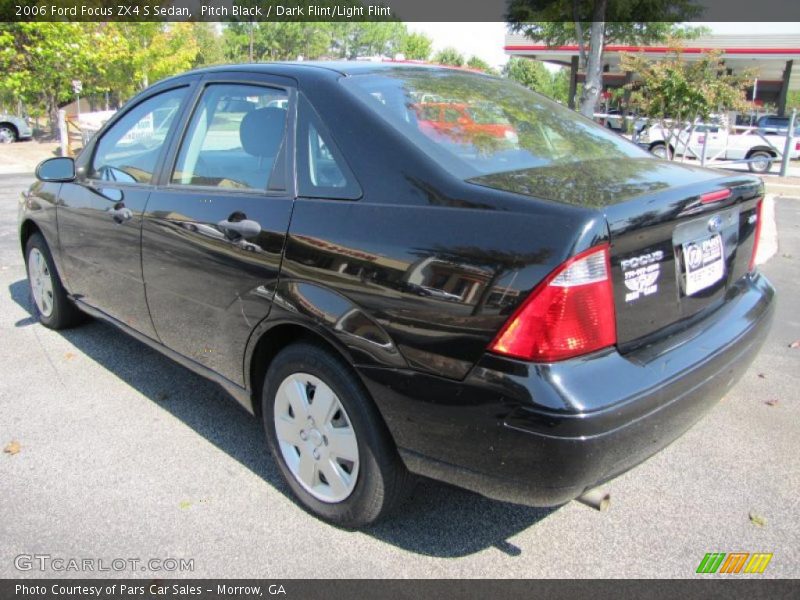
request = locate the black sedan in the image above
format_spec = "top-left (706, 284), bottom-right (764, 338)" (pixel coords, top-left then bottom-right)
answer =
top-left (19, 62), bottom-right (774, 528)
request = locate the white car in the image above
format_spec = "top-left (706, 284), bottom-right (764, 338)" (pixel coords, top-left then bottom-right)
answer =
top-left (0, 114), bottom-right (33, 143)
top-left (641, 120), bottom-right (799, 173)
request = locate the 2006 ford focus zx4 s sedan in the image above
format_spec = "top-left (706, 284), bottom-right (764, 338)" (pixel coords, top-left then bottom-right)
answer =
top-left (19, 63), bottom-right (775, 527)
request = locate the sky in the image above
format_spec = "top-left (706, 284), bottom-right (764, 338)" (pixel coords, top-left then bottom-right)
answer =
top-left (408, 22), bottom-right (800, 70)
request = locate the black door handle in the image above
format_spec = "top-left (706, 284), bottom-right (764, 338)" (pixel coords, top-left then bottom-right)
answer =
top-left (217, 218), bottom-right (261, 239)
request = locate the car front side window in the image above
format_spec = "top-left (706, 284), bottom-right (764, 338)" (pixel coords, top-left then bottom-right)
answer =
top-left (91, 87), bottom-right (187, 184)
top-left (171, 84), bottom-right (288, 191)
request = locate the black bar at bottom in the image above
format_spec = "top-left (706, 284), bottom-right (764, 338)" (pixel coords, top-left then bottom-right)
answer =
top-left (1, 579), bottom-right (798, 600)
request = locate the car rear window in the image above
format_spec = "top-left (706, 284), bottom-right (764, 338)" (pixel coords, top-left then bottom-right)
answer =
top-left (340, 68), bottom-right (649, 179)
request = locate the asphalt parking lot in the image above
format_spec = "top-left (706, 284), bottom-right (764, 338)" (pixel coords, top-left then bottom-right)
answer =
top-left (1, 169), bottom-right (799, 578)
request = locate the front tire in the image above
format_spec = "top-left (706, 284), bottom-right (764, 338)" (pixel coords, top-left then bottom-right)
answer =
top-left (25, 233), bottom-right (84, 329)
top-left (0, 124), bottom-right (17, 144)
top-left (262, 342), bottom-right (411, 528)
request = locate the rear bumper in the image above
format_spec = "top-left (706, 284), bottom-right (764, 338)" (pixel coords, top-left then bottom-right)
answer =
top-left (358, 272), bottom-right (775, 506)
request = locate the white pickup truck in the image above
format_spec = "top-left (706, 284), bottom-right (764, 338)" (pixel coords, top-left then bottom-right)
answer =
top-left (639, 121), bottom-right (800, 173)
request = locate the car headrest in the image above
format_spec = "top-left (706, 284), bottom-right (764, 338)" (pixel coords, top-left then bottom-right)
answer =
top-left (240, 107), bottom-right (286, 158)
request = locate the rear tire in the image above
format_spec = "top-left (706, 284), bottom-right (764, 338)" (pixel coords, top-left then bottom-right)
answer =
top-left (25, 233), bottom-right (84, 329)
top-left (747, 151), bottom-right (773, 174)
top-left (262, 341), bottom-right (412, 528)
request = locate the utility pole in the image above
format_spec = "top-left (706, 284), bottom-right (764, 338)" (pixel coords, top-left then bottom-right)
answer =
top-left (779, 109), bottom-right (797, 178)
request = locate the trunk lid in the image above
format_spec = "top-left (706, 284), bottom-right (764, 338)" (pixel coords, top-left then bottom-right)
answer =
top-left (469, 157), bottom-right (764, 350)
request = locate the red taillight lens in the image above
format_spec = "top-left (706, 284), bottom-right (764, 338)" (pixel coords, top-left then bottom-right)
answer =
top-left (749, 199), bottom-right (764, 272)
top-left (700, 189), bottom-right (732, 204)
top-left (489, 245), bottom-right (616, 362)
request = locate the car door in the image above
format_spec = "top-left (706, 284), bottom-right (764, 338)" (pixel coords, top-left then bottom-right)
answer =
top-left (141, 73), bottom-right (295, 385)
top-left (57, 83), bottom-right (193, 338)
top-left (688, 124), bottom-right (727, 160)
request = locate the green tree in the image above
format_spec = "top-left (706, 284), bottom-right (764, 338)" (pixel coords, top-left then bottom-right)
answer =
top-left (786, 90), bottom-right (800, 112)
top-left (550, 68), bottom-right (571, 104)
top-left (401, 31), bottom-right (433, 61)
top-left (507, 1), bottom-right (705, 117)
top-left (433, 47), bottom-right (465, 67)
top-left (329, 22), bottom-right (407, 59)
top-left (107, 23), bottom-right (199, 98)
top-left (0, 23), bottom-right (126, 129)
top-left (466, 56), bottom-right (497, 75)
top-left (505, 57), bottom-right (552, 93)
top-left (191, 23), bottom-right (226, 68)
top-left (622, 47), bottom-right (751, 159)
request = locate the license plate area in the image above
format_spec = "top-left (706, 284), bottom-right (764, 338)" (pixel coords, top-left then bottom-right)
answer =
top-left (672, 206), bottom-right (738, 299)
top-left (682, 234), bottom-right (724, 295)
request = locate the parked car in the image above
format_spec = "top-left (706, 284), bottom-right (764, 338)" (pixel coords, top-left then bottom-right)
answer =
top-left (641, 119), bottom-right (800, 173)
top-left (0, 113), bottom-right (33, 143)
top-left (19, 63), bottom-right (774, 527)
top-left (756, 114), bottom-right (800, 136)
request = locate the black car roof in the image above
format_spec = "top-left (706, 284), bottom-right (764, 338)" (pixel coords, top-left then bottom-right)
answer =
top-left (160, 61), bottom-right (485, 86)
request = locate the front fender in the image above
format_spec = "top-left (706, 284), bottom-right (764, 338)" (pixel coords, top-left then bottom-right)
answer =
top-left (19, 181), bottom-right (66, 283)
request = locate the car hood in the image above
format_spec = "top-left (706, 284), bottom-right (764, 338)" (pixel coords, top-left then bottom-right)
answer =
top-left (466, 157), bottom-right (724, 208)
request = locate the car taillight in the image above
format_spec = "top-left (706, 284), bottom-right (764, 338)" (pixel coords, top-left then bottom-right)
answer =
top-left (489, 244), bottom-right (616, 362)
top-left (749, 199), bottom-right (763, 272)
top-left (795, 141), bottom-right (800, 151)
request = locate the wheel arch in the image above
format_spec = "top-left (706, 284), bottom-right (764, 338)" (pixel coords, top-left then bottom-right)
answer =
top-left (648, 140), bottom-right (674, 152)
top-left (247, 320), bottom-right (359, 419)
top-left (746, 146), bottom-right (777, 158)
top-left (19, 218), bottom-right (42, 254)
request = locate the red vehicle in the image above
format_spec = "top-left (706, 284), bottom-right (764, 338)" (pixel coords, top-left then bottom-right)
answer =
top-left (414, 102), bottom-right (519, 144)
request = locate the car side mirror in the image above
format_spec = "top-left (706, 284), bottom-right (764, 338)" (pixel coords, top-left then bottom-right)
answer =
top-left (36, 157), bottom-right (75, 183)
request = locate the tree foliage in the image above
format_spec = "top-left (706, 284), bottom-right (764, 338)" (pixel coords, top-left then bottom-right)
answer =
top-left (0, 22), bottom-right (451, 127)
top-left (466, 56), bottom-right (498, 75)
top-left (622, 48), bottom-right (751, 121)
top-left (506, 0), bottom-right (706, 116)
top-left (504, 57), bottom-right (569, 103)
top-left (401, 32), bottom-right (433, 61)
top-left (0, 23), bottom-right (126, 123)
top-left (432, 47), bottom-right (465, 67)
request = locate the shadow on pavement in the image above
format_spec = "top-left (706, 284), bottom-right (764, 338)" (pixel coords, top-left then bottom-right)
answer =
top-left (9, 278), bottom-right (556, 557)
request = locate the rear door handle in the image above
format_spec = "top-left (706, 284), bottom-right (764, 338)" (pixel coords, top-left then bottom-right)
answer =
top-left (217, 219), bottom-right (261, 239)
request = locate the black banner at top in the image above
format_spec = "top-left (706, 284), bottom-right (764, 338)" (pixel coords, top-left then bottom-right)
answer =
top-left (3, 0), bottom-right (800, 22)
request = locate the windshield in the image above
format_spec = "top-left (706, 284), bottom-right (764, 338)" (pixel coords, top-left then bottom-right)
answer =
top-left (341, 68), bottom-right (650, 179)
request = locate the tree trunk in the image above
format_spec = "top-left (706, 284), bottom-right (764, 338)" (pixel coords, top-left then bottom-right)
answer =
top-left (579, 1), bottom-right (607, 118)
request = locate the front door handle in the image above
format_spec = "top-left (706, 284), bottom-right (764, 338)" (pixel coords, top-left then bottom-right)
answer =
top-left (217, 218), bottom-right (261, 239)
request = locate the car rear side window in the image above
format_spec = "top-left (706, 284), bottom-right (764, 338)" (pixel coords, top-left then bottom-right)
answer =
top-left (341, 69), bottom-right (649, 179)
top-left (171, 84), bottom-right (288, 191)
top-left (297, 95), bottom-right (361, 200)
top-left (91, 87), bottom-right (186, 184)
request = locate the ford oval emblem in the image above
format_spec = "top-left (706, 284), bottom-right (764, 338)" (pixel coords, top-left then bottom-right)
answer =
top-left (707, 215), bottom-right (723, 233)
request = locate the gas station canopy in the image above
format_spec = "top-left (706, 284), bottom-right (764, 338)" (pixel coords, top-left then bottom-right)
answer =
top-left (505, 33), bottom-right (800, 113)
